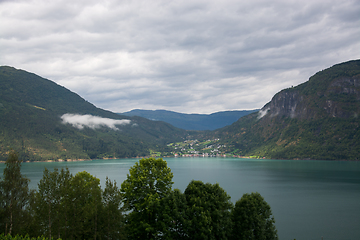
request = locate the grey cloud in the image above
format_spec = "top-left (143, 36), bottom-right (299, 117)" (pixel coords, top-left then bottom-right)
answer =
top-left (0, 0), bottom-right (359, 114)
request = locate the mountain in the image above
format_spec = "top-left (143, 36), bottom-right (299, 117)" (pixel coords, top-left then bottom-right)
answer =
top-left (213, 59), bottom-right (360, 160)
top-left (2, 60), bottom-right (359, 161)
top-left (120, 109), bottom-right (258, 130)
top-left (0, 66), bottom-right (187, 161)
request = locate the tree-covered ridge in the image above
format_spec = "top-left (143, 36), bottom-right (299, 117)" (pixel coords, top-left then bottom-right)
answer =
top-left (210, 59), bottom-right (360, 160)
top-left (0, 153), bottom-right (278, 240)
top-left (0, 66), bottom-right (98, 115)
top-left (120, 109), bottom-right (258, 130)
top-left (0, 66), bottom-right (188, 161)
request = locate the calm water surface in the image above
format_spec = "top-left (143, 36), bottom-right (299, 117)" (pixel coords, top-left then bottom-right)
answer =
top-left (1, 157), bottom-right (360, 240)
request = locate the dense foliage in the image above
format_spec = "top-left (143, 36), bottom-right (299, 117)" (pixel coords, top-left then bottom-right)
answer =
top-left (120, 158), bottom-right (173, 239)
top-left (0, 234), bottom-right (52, 240)
top-left (0, 152), bottom-right (31, 236)
top-left (232, 193), bottom-right (278, 240)
top-left (0, 152), bottom-right (125, 239)
top-left (184, 180), bottom-right (233, 240)
top-left (0, 154), bottom-right (278, 240)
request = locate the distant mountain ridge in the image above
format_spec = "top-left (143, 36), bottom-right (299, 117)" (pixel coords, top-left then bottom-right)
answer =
top-left (212, 59), bottom-right (360, 160)
top-left (120, 109), bottom-right (258, 130)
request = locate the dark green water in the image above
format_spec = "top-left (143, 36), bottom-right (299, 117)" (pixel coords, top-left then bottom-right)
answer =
top-left (1, 157), bottom-right (359, 240)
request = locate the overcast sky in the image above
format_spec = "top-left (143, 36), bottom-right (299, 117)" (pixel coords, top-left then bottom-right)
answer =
top-left (1, 0), bottom-right (359, 114)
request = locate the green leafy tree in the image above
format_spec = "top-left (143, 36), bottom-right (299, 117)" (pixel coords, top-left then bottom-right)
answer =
top-left (120, 157), bottom-right (173, 239)
top-left (33, 168), bottom-right (125, 240)
top-left (100, 177), bottom-right (125, 240)
top-left (33, 168), bottom-right (72, 239)
top-left (53, 167), bottom-right (72, 238)
top-left (157, 189), bottom-right (189, 240)
top-left (232, 192), bottom-right (278, 240)
top-left (184, 180), bottom-right (233, 240)
top-left (66, 171), bottom-right (102, 240)
top-left (0, 151), bottom-right (30, 236)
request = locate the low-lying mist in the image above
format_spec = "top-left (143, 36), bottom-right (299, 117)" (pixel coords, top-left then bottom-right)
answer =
top-left (61, 113), bottom-right (131, 130)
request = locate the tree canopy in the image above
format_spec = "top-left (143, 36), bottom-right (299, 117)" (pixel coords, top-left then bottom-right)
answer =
top-left (120, 157), bottom-right (174, 239)
top-left (157, 188), bottom-right (189, 239)
top-left (232, 192), bottom-right (278, 240)
top-left (33, 167), bottom-right (72, 239)
top-left (32, 167), bottom-right (125, 240)
top-left (184, 180), bottom-right (233, 240)
top-left (1, 155), bottom-right (279, 240)
top-left (0, 151), bottom-right (30, 236)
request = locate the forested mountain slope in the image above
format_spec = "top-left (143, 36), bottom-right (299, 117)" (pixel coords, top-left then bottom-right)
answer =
top-left (214, 60), bottom-right (360, 160)
top-left (0, 66), bottom-right (187, 161)
top-left (2, 59), bottom-right (359, 161)
top-left (120, 109), bottom-right (258, 130)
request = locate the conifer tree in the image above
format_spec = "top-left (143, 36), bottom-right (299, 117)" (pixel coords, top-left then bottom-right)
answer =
top-left (33, 168), bottom-right (72, 239)
top-left (100, 177), bottom-right (125, 240)
top-left (0, 151), bottom-right (30, 235)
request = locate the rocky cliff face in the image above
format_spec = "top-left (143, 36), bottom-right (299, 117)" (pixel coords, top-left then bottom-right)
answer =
top-left (258, 74), bottom-right (360, 121)
top-left (260, 90), bottom-right (304, 119)
top-left (215, 59), bottom-right (360, 160)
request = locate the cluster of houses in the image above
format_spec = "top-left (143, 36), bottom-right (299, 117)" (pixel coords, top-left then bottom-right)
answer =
top-left (169, 139), bottom-right (230, 157)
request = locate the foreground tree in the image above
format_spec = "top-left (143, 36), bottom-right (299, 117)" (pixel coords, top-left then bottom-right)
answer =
top-left (0, 151), bottom-right (30, 236)
top-left (232, 192), bottom-right (278, 240)
top-left (66, 171), bottom-right (102, 240)
top-left (120, 157), bottom-right (173, 239)
top-left (33, 168), bottom-right (124, 240)
top-left (33, 168), bottom-right (72, 239)
top-left (157, 189), bottom-right (189, 239)
top-left (184, 180), bottom-right (233, 240)
top-left (100, 177), bottom-right (125, 240)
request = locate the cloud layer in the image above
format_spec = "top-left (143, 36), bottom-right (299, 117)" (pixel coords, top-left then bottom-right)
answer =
top-left (61, 114), bottom-right (131, 130)
top-left (1, 0), bottom-right (359, 113)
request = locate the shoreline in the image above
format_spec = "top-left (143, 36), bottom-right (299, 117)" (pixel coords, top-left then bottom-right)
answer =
top-left (1, 155), bottom-right (358, 163)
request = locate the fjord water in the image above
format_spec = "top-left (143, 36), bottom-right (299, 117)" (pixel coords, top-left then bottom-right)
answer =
top-left (2, 157), bottom-right (360, 240)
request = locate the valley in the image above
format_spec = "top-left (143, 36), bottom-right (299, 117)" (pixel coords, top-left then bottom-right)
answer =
top-left (1, 59), bottom-right (360, 161)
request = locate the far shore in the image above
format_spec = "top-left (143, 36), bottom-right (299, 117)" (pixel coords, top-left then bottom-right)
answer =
top-left (1, 155), bottom-right (358, 163)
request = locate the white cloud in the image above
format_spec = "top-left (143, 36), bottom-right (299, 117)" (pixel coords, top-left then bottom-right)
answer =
top-left (61, 114), bottom-right (131, 130)
top-left (1, 0), bottom-right (359, 114)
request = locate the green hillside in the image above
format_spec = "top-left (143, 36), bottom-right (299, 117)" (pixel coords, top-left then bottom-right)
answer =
top-left (212, 60), bottom-right (360, 160)
top-left (0, 66), bottom-right (187, 161)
